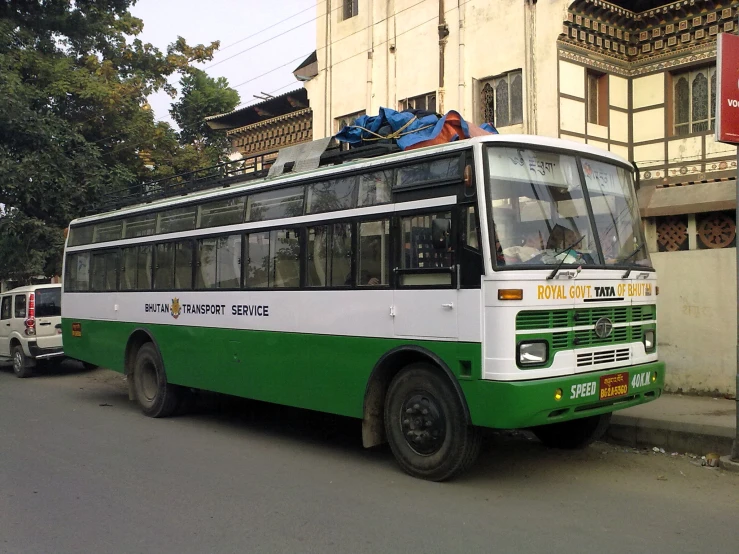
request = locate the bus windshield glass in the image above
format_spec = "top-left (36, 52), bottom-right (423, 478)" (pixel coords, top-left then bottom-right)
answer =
top-left (487, 147), bottom-right (599, 267)
top-left (486, 147), bottom-right (650, 269)
top-left (580, 158), bottom-right (650, 267)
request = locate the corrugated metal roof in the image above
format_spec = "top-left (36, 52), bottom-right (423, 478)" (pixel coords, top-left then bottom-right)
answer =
top-left (205, 87), bottom-right (308, 128)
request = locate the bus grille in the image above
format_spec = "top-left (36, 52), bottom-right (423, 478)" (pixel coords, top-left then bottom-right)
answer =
top-left (577, 348), bottom-right (631, 367)
top-left (516, 305), bottom-right (655, 330)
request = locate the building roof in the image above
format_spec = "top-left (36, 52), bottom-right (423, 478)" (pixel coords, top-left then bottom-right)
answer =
top-left (205, 88), bottom-right (309, 131)
top-left (293, 51), bottom-right (318, 82)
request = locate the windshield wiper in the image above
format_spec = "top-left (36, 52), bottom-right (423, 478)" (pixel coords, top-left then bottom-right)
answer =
top-left (620, 243), bottom-right (645, 279)
top-left (547, 234), bottom-right (585, 280)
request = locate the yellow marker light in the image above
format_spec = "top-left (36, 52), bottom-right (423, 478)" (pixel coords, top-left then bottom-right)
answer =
top-left (463, 164), bottom-right (473, 187)
top-left (554, 388), bottom-right (563, 401)
top-left (498, 288), bottom-right (523, 301)
top-left (651, 372), bottom-right (658, 383)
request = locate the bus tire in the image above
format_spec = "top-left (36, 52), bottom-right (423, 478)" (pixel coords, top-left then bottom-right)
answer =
top-left (532, 412), bottom-right (612, 450)
top-left (133, 343), bottom-right (181, 418)
top-left (384, 363), bottom-right (480, 481)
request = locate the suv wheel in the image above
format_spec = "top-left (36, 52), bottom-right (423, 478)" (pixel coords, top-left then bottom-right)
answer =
top-left (12, 345), bottom-right (34, 378)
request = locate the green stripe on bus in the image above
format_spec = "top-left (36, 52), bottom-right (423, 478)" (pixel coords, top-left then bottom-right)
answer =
top-left (61, 319), bottom-right (664, 429)
top-left (61, 318), bottom-right (482, 419)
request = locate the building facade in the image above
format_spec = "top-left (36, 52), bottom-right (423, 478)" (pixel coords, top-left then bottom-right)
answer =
top-left (206, 88), bottom-right (312, 165)
top-left (302, 0), bottom-right (739, 395)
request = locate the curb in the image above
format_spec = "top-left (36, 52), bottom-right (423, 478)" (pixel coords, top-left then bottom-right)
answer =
top-left (606, 414), bottom-right (735, 456)
top-left (720, 455), bottom-right (739, 473)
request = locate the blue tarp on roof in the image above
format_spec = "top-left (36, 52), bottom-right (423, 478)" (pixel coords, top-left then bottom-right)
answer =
top-left (335, 108), bottom-right (497, 150)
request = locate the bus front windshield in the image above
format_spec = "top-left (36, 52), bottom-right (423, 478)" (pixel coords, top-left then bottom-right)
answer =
top-left (486, 147), bottom-right (650, 269)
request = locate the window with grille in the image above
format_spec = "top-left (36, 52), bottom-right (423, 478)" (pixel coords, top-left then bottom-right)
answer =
top-left (478, 70), bottom-right (523, 128)
top-left (335, 110), bottom-right (366, 133)
top-left (398, 92), bottom-right (437, 113)
top-left (343, 0), bottom-right (358, 20)
top-left (672, 66), bottom-right (716, 136)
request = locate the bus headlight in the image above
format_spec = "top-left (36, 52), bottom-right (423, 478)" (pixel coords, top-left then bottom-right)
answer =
top-left (644, 330), bottom-right (655, 352)
top-left (518, 341), bottom-right (548, 367)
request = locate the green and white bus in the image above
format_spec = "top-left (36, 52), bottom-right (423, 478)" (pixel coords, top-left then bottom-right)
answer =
top-left (62, 134), bottom-right (664, 481)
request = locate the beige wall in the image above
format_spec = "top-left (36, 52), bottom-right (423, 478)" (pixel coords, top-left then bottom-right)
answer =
top-left (556, 59), bottom-right (631, 160)
top-left (651, 249), bottom-right (736, 395)
top-left (307, 0), bottom-right (572, 139)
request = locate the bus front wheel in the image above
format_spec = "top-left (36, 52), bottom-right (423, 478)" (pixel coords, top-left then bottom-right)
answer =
top-left (532, 412), bottom-right (612, 450)
top-left (384, 363), bottom-right (480, 481)
top-left (133, 343), bottom-right (182, 418)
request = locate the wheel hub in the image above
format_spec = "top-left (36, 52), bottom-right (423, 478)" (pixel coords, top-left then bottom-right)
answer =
top-left (139, 361), bottom-right (159, 402)
top-left (400, 393), bottom-right (446, 456)
top-left (13, 352), bottom-right (22, 373)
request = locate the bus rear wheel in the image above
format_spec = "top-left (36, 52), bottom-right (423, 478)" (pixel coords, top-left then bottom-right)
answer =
top-left (133, 343), bottom-right (182, 418)
top-left (384, 363), bottom-right (480, 481)
top-left (532, 413), bottom-right (612, 450)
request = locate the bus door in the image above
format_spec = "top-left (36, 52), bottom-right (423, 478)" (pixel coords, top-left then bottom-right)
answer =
top-left (393, 211), bottom-right (458, 339)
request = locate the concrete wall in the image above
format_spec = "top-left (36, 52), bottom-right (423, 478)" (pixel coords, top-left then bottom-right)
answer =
top-left (652, 248), bottom-right (736, 396)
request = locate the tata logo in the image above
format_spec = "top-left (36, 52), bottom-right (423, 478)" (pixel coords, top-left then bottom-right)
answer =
top-left (594, 317), bottom-right (613, 339)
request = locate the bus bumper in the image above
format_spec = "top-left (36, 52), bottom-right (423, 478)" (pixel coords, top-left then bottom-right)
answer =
top-left (461, 361), bottom-right (666, 430)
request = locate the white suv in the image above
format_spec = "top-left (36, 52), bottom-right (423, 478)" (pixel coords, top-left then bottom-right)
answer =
top-left (0, 284), bottom-right (64, 377)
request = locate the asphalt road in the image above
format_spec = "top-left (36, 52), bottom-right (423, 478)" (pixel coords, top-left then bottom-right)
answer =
top-left (1, 363), bottom-right (737, 554)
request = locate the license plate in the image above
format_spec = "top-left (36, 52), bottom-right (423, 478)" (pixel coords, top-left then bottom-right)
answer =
top-left (599, 372), bottom-right (629, 400)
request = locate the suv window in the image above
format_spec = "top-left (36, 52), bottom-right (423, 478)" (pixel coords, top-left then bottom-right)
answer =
top-left (14, 295), bottom-right (26, 319)
top-left (36, 288), bottom-right (62, 317)
top-left (0, 297), bottom-right (11, 320)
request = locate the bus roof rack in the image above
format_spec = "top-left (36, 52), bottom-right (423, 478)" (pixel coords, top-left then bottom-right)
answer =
top-left (98, 139), bottom-right (402, 213)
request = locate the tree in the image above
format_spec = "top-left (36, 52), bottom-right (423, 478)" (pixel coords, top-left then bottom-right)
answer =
top-left (170, 68), bottom-right (240, 155)
top-left (0, 0), bottom-right (220, 284)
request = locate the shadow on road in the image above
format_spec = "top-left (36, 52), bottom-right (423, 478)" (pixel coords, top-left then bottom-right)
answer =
top-left (55, 369), bottom-right (642, 482)
top-left (0, 358), bottom-right (98, 378)
top-left (189, 391), bottom-right (369, 450)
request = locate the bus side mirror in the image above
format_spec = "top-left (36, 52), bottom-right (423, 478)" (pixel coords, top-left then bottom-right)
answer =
top-left (431, 218), bottom-right (451, 250)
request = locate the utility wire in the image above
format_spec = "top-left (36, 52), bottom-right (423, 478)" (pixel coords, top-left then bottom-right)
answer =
top-left (215, 1), bottom-right (325, 53)
top-left (102, 0), bottom-right (443, 158)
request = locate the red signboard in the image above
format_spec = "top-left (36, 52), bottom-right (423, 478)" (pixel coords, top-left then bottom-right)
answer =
top-left (716, 33), bottom-right (739, 144)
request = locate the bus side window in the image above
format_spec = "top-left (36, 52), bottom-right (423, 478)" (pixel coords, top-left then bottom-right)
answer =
top-left (195, 235), bottom-right (241, 290)
top-left (245, 232), bottom-right (270, 288)
top-left (174, 241), bottom-right (194, 290)
top-left (154, 243), bottom-right (175, 290)
top-left (121, 246), bottom-right (153, 291)
top-left (245, 229), bottom-right (300, 289)
top-left (121, 246), bottom-right (138, 291)
top-left (398, 212), bottom-right (454, 287)
top-left (154, 241), bottom-right (192, 291)
top-left (65, 252), bottom-right (90, 292)
top-left (272, 229), bottom-right (300, 288)
top-left (307, 224), bottom-right (352, 287)
top-left (357, 220), bottom-right (390, 286)
top-left (91, 250), bottom-right (118, 291)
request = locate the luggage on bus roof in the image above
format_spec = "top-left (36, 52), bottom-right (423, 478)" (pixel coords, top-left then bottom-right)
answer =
top-left (334, 108), bottom-right (497, 151)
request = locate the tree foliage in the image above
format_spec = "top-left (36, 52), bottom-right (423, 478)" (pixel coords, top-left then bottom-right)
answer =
top-left (171, 68), bottom-right (240, 152)
top-left (0, 0), bottom-right (224, 284)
